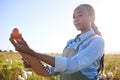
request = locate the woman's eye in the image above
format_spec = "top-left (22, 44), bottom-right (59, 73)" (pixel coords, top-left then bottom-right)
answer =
top-left (73, 13), bottom-right (83, 19)
top-left (78, 14), bottom-right (83, 17)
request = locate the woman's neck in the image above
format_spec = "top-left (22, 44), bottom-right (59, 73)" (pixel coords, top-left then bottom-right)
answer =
top-left (80, 27), bottom-right (91, 34)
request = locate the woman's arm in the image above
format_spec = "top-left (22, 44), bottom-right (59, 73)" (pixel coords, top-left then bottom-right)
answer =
top-left (9, 35), bottom-right (55, 67)
top-left (29, 50), bottom-right (55, 67)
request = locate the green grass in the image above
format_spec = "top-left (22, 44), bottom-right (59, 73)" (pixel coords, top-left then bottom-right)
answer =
top-left (0, 52), bottom-right (120, 80)
top-left (104, 54), bottom-right (120, 80)
top-left (0, 52), bottom-right (60, 80)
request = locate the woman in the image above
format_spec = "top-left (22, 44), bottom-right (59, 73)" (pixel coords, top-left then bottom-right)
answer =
top-left (10, 4), bottom-right (104, 80)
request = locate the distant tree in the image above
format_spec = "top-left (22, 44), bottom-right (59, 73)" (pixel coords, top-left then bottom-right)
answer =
top-left (0, 49), bottom-right (2, 52)
top-left (3, 50), bottom-right (7, 52)
top-left (9, 50), bottom-right (13, 52)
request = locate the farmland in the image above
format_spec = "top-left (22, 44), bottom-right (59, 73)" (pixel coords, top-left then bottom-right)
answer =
top-left (0, 52), bottom-right (120, 80)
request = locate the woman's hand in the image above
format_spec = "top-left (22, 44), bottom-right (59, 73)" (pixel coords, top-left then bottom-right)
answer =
top-left (9, 28), bottom-right (35, 56)
top-left (9, 34), bottom-right (29, 53)
top-left (22, 57), bottom-right (31, 68)
top-left (9, 34), bottom-right (36, 57)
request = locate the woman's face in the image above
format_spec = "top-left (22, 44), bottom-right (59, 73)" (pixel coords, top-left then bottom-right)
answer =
top-left (73, 5), bottom-right (92, 32)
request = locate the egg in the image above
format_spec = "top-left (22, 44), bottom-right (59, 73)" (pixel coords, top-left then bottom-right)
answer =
top-left (12, 28), bottom-right (21, 39)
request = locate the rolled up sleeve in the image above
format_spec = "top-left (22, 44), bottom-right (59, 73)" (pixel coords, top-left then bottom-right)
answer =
top-left (54, 56), bottom-right (67, 72)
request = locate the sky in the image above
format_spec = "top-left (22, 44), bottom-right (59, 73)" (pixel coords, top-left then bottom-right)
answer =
top-left (0, 0), bottom-right (120, 54)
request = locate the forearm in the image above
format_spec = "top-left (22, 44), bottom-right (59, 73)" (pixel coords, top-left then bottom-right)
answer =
top-left (36, 53), bottom-right (55, 67)
top-left (29, 50), bottom-right (55, 67)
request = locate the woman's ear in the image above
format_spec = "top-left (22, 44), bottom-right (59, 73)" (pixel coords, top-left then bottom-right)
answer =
top-left (91, 16), bottom-right (95, 22)
top-left (88, 16), bottom-right (95, 24)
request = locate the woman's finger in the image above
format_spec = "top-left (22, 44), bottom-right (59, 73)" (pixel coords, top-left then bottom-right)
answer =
top-left (22, 57), bottom-right (31, 68)
top-left (20, 36), bottom-right (29, 47)
top-left (9, 35), bottom-right (19, 48)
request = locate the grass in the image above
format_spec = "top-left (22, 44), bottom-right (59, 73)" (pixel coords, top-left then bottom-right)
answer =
top-left (0, 52), bottom-right (120, 80)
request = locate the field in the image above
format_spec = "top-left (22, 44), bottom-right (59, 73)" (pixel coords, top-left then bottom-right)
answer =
top-left (0, 52), bottom-right (120, 80)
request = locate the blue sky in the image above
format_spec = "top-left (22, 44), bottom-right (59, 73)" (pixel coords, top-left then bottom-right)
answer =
top-left (0, 0), bottom-right (120, 53)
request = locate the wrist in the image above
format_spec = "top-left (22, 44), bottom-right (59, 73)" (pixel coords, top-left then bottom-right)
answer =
top-left (28, 49), bottom-right (37, 57)
top-left (29, 50), bottom-right (41, 60)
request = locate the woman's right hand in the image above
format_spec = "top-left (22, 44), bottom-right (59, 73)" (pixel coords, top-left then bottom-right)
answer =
top-left (22, 57), bottom-right (31, 68)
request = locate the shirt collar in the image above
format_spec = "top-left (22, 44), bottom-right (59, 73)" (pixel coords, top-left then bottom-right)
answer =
top-left (79, 28), bottom-right (95, 41)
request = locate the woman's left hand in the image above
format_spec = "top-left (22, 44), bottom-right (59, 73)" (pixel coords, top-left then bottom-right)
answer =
top-left (9, 34), bottom-right (33, 56)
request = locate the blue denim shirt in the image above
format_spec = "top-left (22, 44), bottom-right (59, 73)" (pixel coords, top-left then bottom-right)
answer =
top-left (50, 29), bottom-right (104, 79)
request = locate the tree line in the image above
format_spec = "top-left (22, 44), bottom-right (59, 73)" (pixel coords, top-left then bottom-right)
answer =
top-left (0, 49), bottom-right (13, 52)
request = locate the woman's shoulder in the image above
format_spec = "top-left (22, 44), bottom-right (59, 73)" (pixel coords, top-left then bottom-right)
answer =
top-left (90, 35), bottom-right (104, 44)
top-left (94, 35), bottom-right (104, 40)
